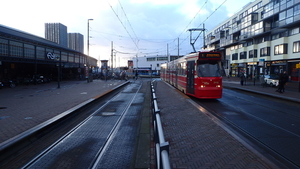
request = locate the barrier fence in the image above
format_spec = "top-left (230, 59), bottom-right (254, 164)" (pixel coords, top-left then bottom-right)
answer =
top-left (151, 82), bottom-right (171, 169)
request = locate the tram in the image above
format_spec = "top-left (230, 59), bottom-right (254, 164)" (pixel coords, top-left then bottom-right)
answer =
top-left (160, 51), bottom-right (223, 99)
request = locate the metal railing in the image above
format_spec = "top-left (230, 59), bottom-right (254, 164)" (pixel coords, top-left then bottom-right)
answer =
top-left (151, 82), bottom-right (171, 169)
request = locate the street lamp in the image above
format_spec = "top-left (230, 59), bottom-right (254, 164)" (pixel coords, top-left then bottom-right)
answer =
top-left (87, 19), bottom-right (93, 82)
top-left (56, 56), bottom-right (61, 88)
top-left (87, 19), bottom-right (93, 56)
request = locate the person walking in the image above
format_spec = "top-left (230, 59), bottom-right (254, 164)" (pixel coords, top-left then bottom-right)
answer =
top-left (240, 73), bottom-right (245, 86)
top-left (276, 71), bottom-right (288, 93)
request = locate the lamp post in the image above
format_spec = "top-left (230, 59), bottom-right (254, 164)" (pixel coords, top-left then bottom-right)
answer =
top-left (87, 19), bottom-right (93, 82)
top-left (56, 56), bottom-right (60, 89)
top-left (87, 19), bottom-right (93, 56)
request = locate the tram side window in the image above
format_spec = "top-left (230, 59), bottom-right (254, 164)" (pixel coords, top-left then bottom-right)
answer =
top-left (197, 61), bottom-right (221, 77)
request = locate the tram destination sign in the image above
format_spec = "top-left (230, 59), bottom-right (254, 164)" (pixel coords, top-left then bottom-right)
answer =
top-left (199, 52), bottom-right (221, 59)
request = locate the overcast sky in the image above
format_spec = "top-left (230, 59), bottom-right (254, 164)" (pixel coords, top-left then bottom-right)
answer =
top-left (1, 0), bottom-right (253, 66)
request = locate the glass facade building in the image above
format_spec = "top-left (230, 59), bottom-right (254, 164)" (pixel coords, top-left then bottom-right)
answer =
top-left (206, 0), bottom-right (300, 81)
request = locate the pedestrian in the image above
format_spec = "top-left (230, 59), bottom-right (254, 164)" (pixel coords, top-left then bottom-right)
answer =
top-left (240, 73), bottom-right (245, 86)
top-left (276, 71), bottom-right (288, 93)
top-left (135, 71), bottom-right (138, 80)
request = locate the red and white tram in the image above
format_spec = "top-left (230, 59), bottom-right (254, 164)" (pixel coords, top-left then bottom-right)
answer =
top-left (160, 51), bottom-right (223, 99)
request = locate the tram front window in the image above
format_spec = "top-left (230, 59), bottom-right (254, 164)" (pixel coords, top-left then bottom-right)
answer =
top-left (197, 61), bottom-right (221, 77)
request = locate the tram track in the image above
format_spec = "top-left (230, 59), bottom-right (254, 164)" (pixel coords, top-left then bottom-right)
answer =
top-left (0, 81), bottom-right (131, 169)
top-left (20, 81), bottom-right (142, 169)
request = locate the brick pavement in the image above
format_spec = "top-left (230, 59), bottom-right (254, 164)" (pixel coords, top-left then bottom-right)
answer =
top-left (153, 80), bottom-right (283, 169)
top-left (0, 79), bottom-right (125, 144)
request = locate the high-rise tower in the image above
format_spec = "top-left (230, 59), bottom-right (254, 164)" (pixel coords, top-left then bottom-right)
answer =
top-left (45, 23), bottom-right (68, 47)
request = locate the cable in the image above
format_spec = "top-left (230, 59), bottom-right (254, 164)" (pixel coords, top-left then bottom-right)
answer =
top-left (177, 0), bottom-right (209, 38)
top-left (197, 0), bottom-right (228, 28)
top-left (118, 0), bottom-right (139, 42)
top-left (107, 0), bottom-right (139, 49)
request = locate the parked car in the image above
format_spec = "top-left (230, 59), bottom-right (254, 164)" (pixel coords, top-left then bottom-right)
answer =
top-left (264, 74), bottom-right (279, 87)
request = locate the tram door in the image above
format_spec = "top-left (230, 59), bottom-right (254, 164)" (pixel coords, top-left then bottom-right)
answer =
top-left (187, 61), bottom-right (195, 94)
top-left (175, 63), bottom-right (178, 88)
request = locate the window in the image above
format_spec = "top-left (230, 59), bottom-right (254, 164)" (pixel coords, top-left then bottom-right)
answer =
top-left (10, 41), bottom-right (23, 57)
top-left (24, 44), bottom-right (34, 58)
top-left (0, 38), bottom-right (8, 56)
top-left (287, 0), bottom-right (293, 8)
top-left (249, 49), bottom-right (257, 58)
top-left (232, 53), bottom-right (238, 60)
top-left (36, 47), bottom-right (45, 59)
top-left (75, 54), bottom-right (80, 63)
top-left (295, 4), bottom-right (300, 15)
top-left (279, 11), bottom-right (286, 20)
top-left (239, 51), bottom-right (247, 59)
top-left (157, 57), bottom-right (168, 61)
top-left (197, 61), bottom-right (221, 77)
top-left (260, 47), bottom-right (270, 57)
top-left (274, 44), bottom-right (287, 55)
top-left (293, 41), bottom-right (300, 52)
top-left (61, 52), bottom-right (68, 62)
top-left (290, 27), bottom-right (299, 35)
top-left (147, 57), bottom-right (156, 61)
top-left (280, 1), bottom-right (286, 11)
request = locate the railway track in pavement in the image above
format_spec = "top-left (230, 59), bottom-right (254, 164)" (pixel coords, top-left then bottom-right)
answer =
top-left (0, 80), bottom-right (147, 169)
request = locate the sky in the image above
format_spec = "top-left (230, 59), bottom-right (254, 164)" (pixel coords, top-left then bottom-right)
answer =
top-left (1, 0), bottom-right (253, 66)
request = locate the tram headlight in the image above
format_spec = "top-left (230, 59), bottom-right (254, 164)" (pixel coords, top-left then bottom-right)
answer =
top-left (216, 85), bottom-right (221, 88)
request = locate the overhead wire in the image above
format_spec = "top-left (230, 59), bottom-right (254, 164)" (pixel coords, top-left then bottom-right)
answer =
top-left (107, 0), bottom-right (139, 49)
top-left (107, 0), bottom-right (228, 57)
top-left (117, 0), bottom-right (139, 43)
top-left (174, 0), bottom-right (228, 54)
top-left (197, 0), bottom-right (228, 28)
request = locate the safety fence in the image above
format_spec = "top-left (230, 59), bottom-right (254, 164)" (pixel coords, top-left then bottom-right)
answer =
top-left (150, 82), bottom-right (171, 169)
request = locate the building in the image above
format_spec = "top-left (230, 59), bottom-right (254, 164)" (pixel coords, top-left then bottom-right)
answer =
top-left (0, 24), bottom-right (97, 82)
top-left (45, 23), bottom-right (68, 48)
top-left (131, 55), bottom-right (182, 72)
top-left (68, 33), bottom-right (84, 53)
top-left (205, 0), bottom-right (300, 81)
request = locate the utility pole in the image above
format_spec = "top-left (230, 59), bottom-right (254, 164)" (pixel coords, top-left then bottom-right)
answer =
top-left (111, 41), bottom-right (113, 72)
top-left (178, 37), bottom-right (179, 58)
top-left (167, 43), bottom-right (169, 62)
top-left (203, 24), bottom-right (205, 49)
